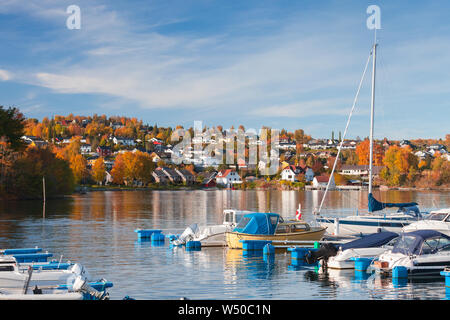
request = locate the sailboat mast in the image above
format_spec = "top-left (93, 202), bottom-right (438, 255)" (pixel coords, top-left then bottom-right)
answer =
top-left (368, 41), bottom-right (377, 195)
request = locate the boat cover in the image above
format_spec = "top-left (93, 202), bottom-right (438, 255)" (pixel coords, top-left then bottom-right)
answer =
top-left (391, 230), bottom-right (450, 255)
top-left (368, 193), bottom-right (418, 213)
top-left (232, 213), bottom-right (279, 235)
top-left (339, 231), bottom-right (399, 251)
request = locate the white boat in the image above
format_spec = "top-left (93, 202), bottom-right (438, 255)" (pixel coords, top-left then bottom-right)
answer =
top-left (305, 231), bottom-right (399, 269)
top-left (370, 230), bottom-right (450, 278)
top-left (171, 209), bottom-right (251, 247)
top-left (0, 256), bottom-right (90, 289)
top-left (0, 276), bottom-right (111, 300)
top-left (314, 34), bottom-right (423, 236)
top-left (402, 208), bottom-right (450, 236)
top-left (316, 206), bottom-right (425, 236)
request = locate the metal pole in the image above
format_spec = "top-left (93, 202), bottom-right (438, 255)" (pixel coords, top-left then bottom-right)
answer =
top-left (369, 42), bottom-right (377, 195)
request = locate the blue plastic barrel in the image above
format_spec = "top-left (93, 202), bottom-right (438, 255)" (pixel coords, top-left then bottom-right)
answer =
top-left (263, 243), bottom-right (275, 255)
top-left (392, 266), bottom-right (408, 278)
top-left (352, 257), bottom-right (372, 272)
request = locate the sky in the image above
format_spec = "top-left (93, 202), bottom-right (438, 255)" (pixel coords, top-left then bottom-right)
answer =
top-left (0, 0), bottom-right (449, 140)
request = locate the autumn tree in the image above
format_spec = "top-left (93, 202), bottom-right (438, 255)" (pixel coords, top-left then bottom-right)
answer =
top-left (355, 139), bottom-right (384, 166)
top-left (92, 157), bottom-right (106, 184)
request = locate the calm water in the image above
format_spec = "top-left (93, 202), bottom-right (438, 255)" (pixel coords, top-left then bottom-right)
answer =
top-left (0, 189), bottom-right (449, 300)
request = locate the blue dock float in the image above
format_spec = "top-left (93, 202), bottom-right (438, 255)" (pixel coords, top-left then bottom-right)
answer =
top-left (240, 240), bottom-right (272, 251)
top-left (13, 252), bottom-right (53, 263)
top-left (186, 241), bottom-right (201, 251)
top-left (288, 247), bottom-right (318, 267)
top-left (151, 232), bottom-right (165, 242)
top-left (135, 229), bottom-right (163, 241)
top-left (351, 257), bottom-right (373, 272)
top-left (441, 269), bottom-right (450, 288)
top-left (263, 243), bottom-right (275, 255)
top-left (2, 248), bottom-right (42, 255)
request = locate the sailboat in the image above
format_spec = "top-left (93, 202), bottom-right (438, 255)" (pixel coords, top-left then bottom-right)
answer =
top-left (314, 35), bottom-right (426, 236)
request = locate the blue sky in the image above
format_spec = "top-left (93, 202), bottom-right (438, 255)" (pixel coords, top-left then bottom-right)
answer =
top-left (1, 0), bottom-right (449, 140)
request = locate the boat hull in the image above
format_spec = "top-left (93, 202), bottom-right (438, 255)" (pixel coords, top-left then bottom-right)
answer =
top-left (226, 227), bottom-right (327, 249)
top-left (317, 216), bottom-right (417, 236)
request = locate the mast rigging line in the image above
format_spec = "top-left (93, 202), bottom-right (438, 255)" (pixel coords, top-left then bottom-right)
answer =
top-left (315, 46), bottom-right (374, 216)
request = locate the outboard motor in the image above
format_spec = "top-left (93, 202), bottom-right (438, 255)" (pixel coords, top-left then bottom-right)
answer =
top-left (305, 243), bottom-right (338, 265)
top-left (172, 223), bottom-right (199, 246)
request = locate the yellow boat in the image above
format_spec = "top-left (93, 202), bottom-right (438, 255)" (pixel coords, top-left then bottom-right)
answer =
top-left (225, 212), bottom-right (327, 249)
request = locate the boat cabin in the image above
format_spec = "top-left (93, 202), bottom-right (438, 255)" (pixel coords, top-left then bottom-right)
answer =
top-left (275, 221), bottom-right (311, 234)
top-left (232, 212), bottom-right (312, 235)
top-left (222, 209), bottom-right (252, 226)
top-left (392, 230), bottom-right (450, 256)
top-left (426, 209), bottom-right (450, 222)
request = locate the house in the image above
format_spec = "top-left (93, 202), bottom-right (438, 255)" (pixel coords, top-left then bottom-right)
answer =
top-left (21, 135), bottom-right (47, 148)
top-left (80, 144), bottom-right (92, 154)
top-left (281, 165), bottom-right (305, 182)
top-left (305, 167), bottom-right (315, 182)
top-left (113, 136), bottom-right (136, 146)
top-left (198, 171), bottom-right (217, 187)
top-left (151, 168), bottom-right (169, 184)
top-left (97, 146), bottom-right (112, 158)
top-left (160, 167), bottom-right (183, 183)
top-left (339, 165), bottom-right (383, 177)
top-left (313, 175), bottom-right (335, 189)
top-left (215, 170), bottom-right (242, 187)
top-left (175, 168), bottom-right (196, 184)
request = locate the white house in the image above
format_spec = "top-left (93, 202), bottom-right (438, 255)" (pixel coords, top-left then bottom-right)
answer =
top-left (113, 137), bottom-right (136, 146)
top-left (313, 175), bottom-right (335, 189)
top-left (80, 144), bottom-right (92, 154)
top-left (215, 170), bottom-right (242, 187)
top-left (281, 167), bottom-right (297, 182)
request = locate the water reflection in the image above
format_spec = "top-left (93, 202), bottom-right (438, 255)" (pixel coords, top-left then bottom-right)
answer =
top-left (0, 189), bottom-right (449, 300)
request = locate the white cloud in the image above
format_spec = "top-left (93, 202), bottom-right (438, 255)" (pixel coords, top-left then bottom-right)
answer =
top-left (0, 69), bottom-right (12, 81)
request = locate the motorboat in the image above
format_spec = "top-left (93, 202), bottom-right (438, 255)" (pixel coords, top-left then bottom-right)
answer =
top-left (305, 231), bottom-right (399, 269)
top-left (370, 230), bottom-right (450, 278)
top-left (0, 255), bottom-right (91, 289)
top-left (225, 212), bottom-right (327, 249)
top-left (171, 209), bottom-right (252, 247)
top-left (0, 276), bottom-right (112, 300)
top-left (316, 204), bottom-right (425, 237)
top-left (402, 208), bottom-right (450, 236)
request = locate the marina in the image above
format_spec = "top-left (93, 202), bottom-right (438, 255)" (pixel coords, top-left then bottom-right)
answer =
top-left (1, 189), bottom-right (449, 300)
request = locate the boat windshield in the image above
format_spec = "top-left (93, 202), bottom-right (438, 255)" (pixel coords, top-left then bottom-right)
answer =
top-left (391, 235), bottom-right (417, 255)
top-left (234, 217), bottom-right (251, 229)
top-left (426, 212), bottom-right (450, 222)
top-left (420, 237), bottom-right (450, 254)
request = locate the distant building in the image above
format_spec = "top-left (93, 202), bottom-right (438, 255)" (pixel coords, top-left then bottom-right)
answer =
top-left (198, 171), bottom-right (217, 187)
top-left (80, 144), bottom-right (92, 154)
top-left (339, 165), bottom-right (383, 177)
top-left (313, 175), bottom-right (335, 189)
top-left (175, 168), bottom-right (196, 185)
top-left (216, 170), bottom-right (242, 187)
top-left (113, 137), bottom-right (136, 146)
top-left (97, 146), bottom-right (112, 158)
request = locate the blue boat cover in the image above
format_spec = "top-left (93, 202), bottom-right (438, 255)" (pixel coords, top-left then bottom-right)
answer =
top-left (339, 231), bottom-right (399, 251)
top-left (233, 212), bottom-right (279, 235)
top-left (392, 230), bottom-right (450, 255)
top-left (368, 193), bottom-right (418, 212)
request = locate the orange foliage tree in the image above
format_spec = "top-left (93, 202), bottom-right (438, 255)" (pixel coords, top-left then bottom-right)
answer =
top-left (355, 139), bottom-right (384, 166)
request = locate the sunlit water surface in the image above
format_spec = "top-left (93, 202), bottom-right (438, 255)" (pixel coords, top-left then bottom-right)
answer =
top-left (0, 189), bottom-right (449, 300)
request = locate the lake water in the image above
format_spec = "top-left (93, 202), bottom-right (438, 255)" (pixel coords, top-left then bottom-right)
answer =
top-left (0, 189), bottom-right (449, 300)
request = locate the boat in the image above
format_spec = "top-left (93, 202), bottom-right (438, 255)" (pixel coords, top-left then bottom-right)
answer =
top-left (314, 33), bottom-right (425, 236)
top-left (225, 212), bottom-right (327, 249)
top-left (305, 231), bottom-right (399, 269)
top-left (171, 209), bottom-right (252, 247)
top-left (0, 255), bottom-right (91, 289)
top-left (370, 230), bottom-right (450, 278)
top-left (0, 276), bottom-right (112, 300)
top-left (316, 204), bottom-right (425, 236)
top-left (402, 208), bottom-right (450, 236)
